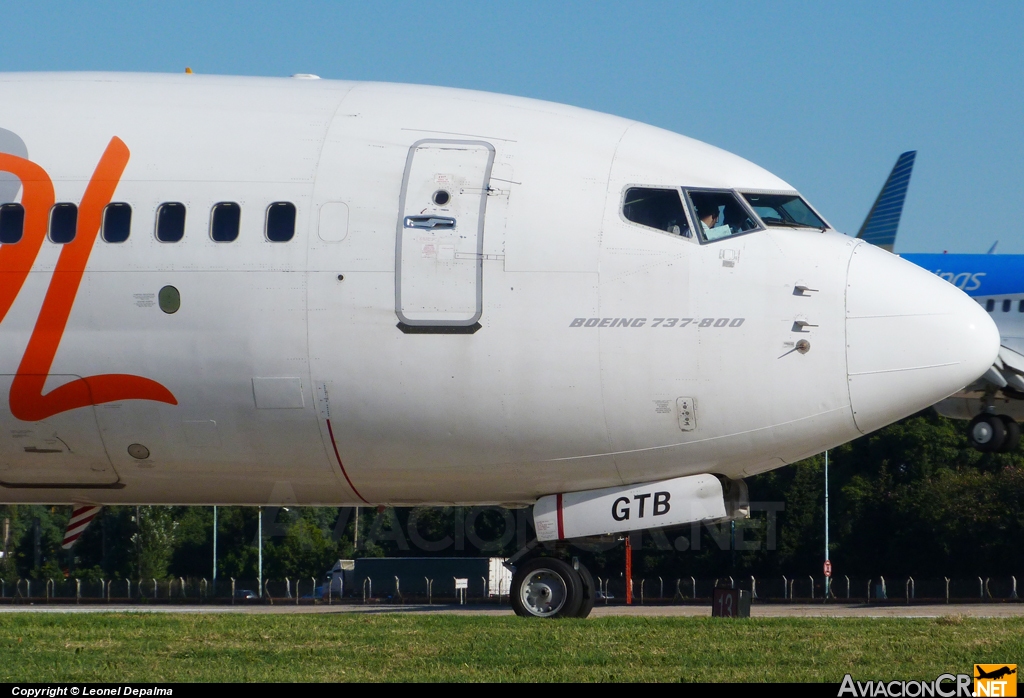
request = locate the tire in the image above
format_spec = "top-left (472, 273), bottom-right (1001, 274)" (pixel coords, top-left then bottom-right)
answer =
top-left (998, 415), bottom-right (1020, 452)
top-left (510, 557), bottom-right (584, 618)
top-left (968, 413), bottom-right (1006, 452)
top-left (574, 562), bottom-right (596, 619)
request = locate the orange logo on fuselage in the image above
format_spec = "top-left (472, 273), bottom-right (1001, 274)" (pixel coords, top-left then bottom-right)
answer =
top-left (0, 136), bottom-right (176, 420)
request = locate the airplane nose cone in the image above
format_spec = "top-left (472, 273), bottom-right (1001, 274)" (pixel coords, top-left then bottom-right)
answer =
top-left (846, 242), bottom-right (999, 434)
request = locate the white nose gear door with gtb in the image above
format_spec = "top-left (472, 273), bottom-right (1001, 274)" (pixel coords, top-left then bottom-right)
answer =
top-left (396, 139), bottom-right (494, 331)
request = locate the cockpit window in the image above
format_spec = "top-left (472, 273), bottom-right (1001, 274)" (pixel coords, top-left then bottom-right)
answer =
top-left (622, 187), bottom-right (691, 237)
top-left (742, 193), bottom-right (827, 230)
top-left (685, 190), bottom-right (760, 242)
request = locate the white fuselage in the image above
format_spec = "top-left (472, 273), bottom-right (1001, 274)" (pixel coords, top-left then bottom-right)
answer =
top-left (0, 73), bottom-right (998, 506)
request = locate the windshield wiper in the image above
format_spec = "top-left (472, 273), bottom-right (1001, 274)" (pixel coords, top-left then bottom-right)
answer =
top-left (764, 218), bottom-right (826, 231)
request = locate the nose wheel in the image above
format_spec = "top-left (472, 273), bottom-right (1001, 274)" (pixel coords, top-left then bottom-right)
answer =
top-left (968, 413), bottom-right (1020, 452)
top-left (510, 557), bottom-right (594, 619)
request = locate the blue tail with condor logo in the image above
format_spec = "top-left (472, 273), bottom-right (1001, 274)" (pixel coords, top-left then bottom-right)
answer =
top-left (856, 150), bottom-right (916, 252)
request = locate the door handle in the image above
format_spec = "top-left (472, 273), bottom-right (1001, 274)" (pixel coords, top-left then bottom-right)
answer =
top-left (404, 216), bottom-right (456, 230)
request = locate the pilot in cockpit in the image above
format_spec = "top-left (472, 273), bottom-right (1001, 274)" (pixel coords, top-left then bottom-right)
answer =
top-left (698, 204), bottom-right (733, 241)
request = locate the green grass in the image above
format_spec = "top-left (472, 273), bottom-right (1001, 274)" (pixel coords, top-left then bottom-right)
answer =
top-left (0, 613), bottom-right (1020, 682)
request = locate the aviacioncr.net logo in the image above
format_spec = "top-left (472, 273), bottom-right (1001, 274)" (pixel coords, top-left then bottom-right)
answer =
top-left (839, 673), bottom-right (974, 697)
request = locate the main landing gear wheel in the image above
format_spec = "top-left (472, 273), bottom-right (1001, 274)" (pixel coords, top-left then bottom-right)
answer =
top-left (575, 561), bottom-right (596, 619)
top-left (999, 415), bottom-right (1020, 451)
top-left (511, 557), bottom-right (584, 618)
top-left (968, 413), bottom-right (1006, 452)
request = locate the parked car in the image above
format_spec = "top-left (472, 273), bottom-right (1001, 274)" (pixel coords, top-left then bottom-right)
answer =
top-left (300, 586), bottom-right (326, 600)
top-left (234, 589), bottom-right (258, 601)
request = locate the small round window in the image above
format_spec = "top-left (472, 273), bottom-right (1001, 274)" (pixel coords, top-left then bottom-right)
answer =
top-left (127, 443), bottom-right (150, 460)
top-left (158, 285), bottom-right (180, 314)
top-left (432, 190), bottom-right (451, 206)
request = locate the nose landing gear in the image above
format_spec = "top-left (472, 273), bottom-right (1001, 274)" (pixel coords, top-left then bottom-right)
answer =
top-left (968, 413), bottom-right (1020, 452)
top-left (509, 555), bottom-right (595, 619)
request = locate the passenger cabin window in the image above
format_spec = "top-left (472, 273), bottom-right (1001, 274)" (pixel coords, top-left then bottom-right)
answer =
top-left (49, 203), bottom-right (78, 243)
top-left (156, 203), bottom-right (186, 242)
top-left (211, 202), bottom-right (241, 242)
top-left (102, 203), bottom-right (132, 243)
top-left (686, 190), bottom-right (760, 242)
top-left (265, 202), bottom-right (296, 242)
top-left (622, 188), bottom-right (690, 237)
top-left (1019, 300), bottom-right (1023, 313)
top-left (986, 299), bottom-right (995, 312)
top-left (742, 193), bottom-right (827, 230)
top-left (0, 203), bottom-right (25, 244)
top-left (1003, 299), bottom-right (1011, 312)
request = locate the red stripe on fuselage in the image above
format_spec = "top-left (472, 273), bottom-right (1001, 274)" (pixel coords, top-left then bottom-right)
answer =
top-left (556, 493), bottom-right (565, 539)
top-left (326, 418), bottom-right (368, 504)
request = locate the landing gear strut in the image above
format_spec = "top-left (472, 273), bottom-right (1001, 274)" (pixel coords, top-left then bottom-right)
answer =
top-left (968, 413), bottom-right (1020, 452)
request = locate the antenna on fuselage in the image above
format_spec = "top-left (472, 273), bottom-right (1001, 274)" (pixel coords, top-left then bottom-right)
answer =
top-left (856, 150), bottom-right (916, 252)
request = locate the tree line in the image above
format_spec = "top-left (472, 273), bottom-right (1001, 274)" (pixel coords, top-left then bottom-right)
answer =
top-left (1, 411), bottom-right (1021, 584)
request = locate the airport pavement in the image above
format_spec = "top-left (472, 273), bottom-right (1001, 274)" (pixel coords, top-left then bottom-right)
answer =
top-left (0, 602), bottom-right (1022, 617)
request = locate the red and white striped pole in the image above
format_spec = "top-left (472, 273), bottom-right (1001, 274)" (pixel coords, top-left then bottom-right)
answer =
top-left (62, 505), bottom-right (102, 549)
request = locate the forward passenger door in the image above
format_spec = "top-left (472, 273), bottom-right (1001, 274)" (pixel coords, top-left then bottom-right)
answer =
top-left (395, 140), bottom-right (495, 329)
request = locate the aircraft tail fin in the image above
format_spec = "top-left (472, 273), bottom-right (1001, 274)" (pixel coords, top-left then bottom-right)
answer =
top-left (856, 150), bottom-right (916, 252)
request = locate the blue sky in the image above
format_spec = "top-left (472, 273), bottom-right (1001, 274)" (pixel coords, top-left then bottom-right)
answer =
top-left (2, 1), bottom-right (1021, 253)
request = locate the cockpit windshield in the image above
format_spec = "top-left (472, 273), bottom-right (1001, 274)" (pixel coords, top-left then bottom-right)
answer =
top-left (622, 187), bottom-right (691, 237)
top-left (685, 190), bottom-right (760, 242)
top-left (742, 193), bottom-right (828, 230)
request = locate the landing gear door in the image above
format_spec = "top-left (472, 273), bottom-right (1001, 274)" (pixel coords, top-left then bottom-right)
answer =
top-left (396, 140), bottom-right (494, 329)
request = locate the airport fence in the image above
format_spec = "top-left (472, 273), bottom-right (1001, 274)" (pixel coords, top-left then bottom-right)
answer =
top-left (0, 574), bottom-right (1019, 606)
top-left (593, 574), bottom-right (1021, 604)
